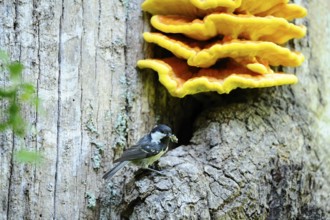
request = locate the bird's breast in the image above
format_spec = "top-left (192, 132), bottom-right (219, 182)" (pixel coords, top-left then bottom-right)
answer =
top-left (132, 149), bottom-right (167, 168)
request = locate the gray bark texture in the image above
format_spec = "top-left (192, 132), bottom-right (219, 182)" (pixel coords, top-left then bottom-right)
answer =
top-left (0, 0), bottom-right (329, 219)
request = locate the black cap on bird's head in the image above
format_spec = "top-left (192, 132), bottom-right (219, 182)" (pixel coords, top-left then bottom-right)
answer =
top-left (152, 124), bottom-right (172, 134)
top-left (151, 124), bottom-right (178, 143)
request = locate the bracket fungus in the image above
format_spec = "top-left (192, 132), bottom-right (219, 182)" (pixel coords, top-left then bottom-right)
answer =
top-left (138, 0), bottom-right (307, 97)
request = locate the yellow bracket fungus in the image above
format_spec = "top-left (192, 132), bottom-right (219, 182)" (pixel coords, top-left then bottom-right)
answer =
top-left (143, 32), bottom-right (305, 70)
top-left (138, 0), bottom-right (307, 97)
top-left (138, 57), bottom-right (297, 98)
top-left (151, 14), bottom-right (306, 43)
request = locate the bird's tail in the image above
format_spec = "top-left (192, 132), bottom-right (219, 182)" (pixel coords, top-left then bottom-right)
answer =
top-left (102, 161), bottom-right (129, 179)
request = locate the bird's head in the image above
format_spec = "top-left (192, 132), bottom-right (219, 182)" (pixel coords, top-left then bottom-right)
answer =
top-left (150, 124), bottom-right (178, 144)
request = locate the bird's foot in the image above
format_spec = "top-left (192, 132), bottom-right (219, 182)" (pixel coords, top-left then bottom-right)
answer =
top-left (143, 167), bottom-right (166, 176)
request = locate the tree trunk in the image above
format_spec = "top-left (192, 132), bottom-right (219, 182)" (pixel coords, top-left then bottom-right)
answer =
top-left (1, 0), bottom-right (329, 219)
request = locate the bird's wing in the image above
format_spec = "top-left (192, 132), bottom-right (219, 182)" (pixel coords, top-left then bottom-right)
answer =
top-left (114, 143), bottom-right (161, 162)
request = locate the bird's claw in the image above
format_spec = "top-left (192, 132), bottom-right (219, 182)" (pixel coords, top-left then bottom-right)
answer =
top-left (144, 167), bottom-right (166, 176)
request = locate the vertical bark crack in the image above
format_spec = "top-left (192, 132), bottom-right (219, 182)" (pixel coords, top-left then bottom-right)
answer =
top-left (6, 134), bottom-right (15, 220)
top-left (6, 1), bottom-right (19, 217)
top-left (122, 1), bottom-right (129, 146)
top-left (33, 0), bottom-right (41, 183)
top-left (54, 1), bottom-right (64, 219)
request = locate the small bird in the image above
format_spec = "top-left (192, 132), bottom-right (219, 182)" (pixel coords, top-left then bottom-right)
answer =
top-left (102, 124), bottom-right (178, 179)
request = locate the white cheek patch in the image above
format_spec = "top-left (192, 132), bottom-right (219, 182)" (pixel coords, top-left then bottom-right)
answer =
top-left (151, 131), bottom-right (166, 144)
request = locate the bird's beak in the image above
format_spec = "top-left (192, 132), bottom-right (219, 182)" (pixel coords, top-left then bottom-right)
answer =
top-left (169, 134), bottom-right (178, 143)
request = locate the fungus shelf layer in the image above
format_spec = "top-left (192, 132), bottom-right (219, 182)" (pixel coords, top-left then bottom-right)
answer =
top-left (143, 32), bottom-right (305, 69)
top-left (142, 0), bottom-right (307, 19)
top-left (142, 0), bottom-right (240, 17)
top-left (138, 57), bottom-right (297, 98)
top-left (151, 14), bottom-right (306, 43)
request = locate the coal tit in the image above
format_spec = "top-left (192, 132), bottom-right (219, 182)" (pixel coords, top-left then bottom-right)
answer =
top-left (102, 124), bottom-right (178, 179)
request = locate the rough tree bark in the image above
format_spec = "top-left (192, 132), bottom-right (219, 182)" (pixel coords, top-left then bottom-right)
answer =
top-left (0, 0), bottom-right (329, 219)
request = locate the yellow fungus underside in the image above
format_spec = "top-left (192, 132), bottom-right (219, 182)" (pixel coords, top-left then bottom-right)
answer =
top-left (137, 57), bottom-right (297, 98)
top-left (151, 14), bottom-right (306, 43)
top-left (143, 32), bottom-right (305, 69)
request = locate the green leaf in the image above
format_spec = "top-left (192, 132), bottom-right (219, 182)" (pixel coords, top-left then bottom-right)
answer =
top-left (0, 122), bottom-right (9, 131)
top-left (8, 61), bottom-right (24, 81)
top-left (20, 92), bottom-right (32, 101)
top-left (14, 150), bottom-right (43, 164)
top-left (20, 83), bottom-right (36, 101)
top-left (21, 83), bottom-right (36, 93)
top-left (0, 50), bottom-right (40, 137)
top-left (0, 88), bottom-right (15, 98)
top-left (8, 103), bottom-right (26, 136)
